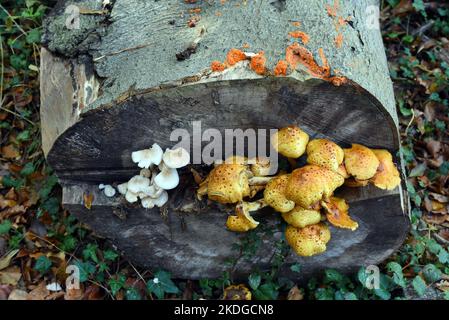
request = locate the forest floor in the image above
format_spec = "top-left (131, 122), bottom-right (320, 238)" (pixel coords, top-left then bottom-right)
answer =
top-left (0, 0), bottom-right (448, 300)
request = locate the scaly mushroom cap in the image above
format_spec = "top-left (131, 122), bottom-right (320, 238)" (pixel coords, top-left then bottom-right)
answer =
top-left (272, 126), bottom-right (309, 158)
top-left (263, 174), bottom-right (295, 213)
top-left (207, 163), bottom-right (251, 204)
top-left (344, 144), bottom-right (380, 181)
top-left (370, 149), bottom-right (401, 190)
top-left (223, 285), bottom-right (252, 300)
top-left (250, 157), bottom-right (273, 177)
top-left (306, 139), bottom-right (344, 172)
top-left (282, 206), bottom-right (322, 228)
top-left (285, 165), bottom-right (344, 208)
top-left (226, 202), bottom-right (259, 232)
top-left (322, 197), bottom-right (358, 231)
top-left (285, 223), bottom-right (331, 257)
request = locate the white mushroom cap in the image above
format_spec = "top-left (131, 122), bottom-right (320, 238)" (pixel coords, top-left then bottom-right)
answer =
top-left (117, 183), bottom-right (128, 195)
top-left (98, 184), bottom-right (106, 190)
top-left (141, 190), bottom-right (169, 209)
top-left (131, 143), bottom-right (163, 169)
top-left (125, 191), bottom-right (138, 203)
top-left (127, 175), bottom-right (151, 194)
top-left (162, 147), bottom-right (190, 169)
top-left (103, 185), bottom-right (116, 197)
top-left (139, 168), bottom-right (152, 178)
top-left (154, 163), bottom-right (180, 190)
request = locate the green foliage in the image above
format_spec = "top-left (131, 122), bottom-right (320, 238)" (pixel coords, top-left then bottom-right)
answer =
top-left (34, 256), bottom-right (52, 274)
top-left (0, 220), bottom-right (12, 235)
top-left (146, 270), bottom-right (180, 299)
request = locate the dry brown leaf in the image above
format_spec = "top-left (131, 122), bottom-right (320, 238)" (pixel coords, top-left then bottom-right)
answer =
top-left (7, 289), bottom-right (28, 300)
top-left (0, 265), bottom-right (22, 285)
top-left (83, 193), bottom-right (94, 210)
top-left (1, 145), bottom-right (20, 159)
top-left (0, 249), bottom-right (19, 270)
top-left (27, 282), bottom-right (50, 300)
top-left (287, 285), bottom-right (304, 300)
top-left (64, 286), bottom-right (84, 300)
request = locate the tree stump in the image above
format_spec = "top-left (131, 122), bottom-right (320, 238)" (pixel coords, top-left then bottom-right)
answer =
top-left (41, 0), bottom-right (410, 280)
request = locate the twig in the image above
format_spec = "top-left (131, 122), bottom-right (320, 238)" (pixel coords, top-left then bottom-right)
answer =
top-left (0, 105), bottom-right (35, 125)
top-left (0, 37), bottom-right (3, 108)
top-left (0, 4), bottom-right (27, 36)
top-left (405, 110), bottom-right (415, 136)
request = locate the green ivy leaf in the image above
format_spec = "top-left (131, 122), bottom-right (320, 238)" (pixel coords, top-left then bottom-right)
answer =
top-left (147, 270), bottom-right (179, 299)
top-left (248, 273), bottom-right (261, 290)
top-left (125, 288), bottom-right (142, 300)
top-left (108, 274), bottom-right (126, 296)
top-left (290, 263), bottom-right (301, 273)
top-left (104, 250), bottom-right (119, 261)
top-left (20, 162), bottom-right (35, 176)
top-left (74, 260), bottom-right (96, 282)
top-left (387, 262), bottom-right (406, 288)
top-left (422, 264), bottom-right (442, 283)
top-left (34, 256), bottom-right (52, 274)
top-left (0, 220), bottom-right (12, 235)
top-left (253, 283), bottom-right (279, 300)
top-left (412, 276), bottom-right (427, 297)
top-left (315, 287), bottom-right (334, 300)
top-left (82, 243), bottom-right (99, 263)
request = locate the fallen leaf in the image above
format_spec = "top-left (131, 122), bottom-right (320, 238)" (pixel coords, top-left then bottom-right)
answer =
top-left (287, 285), bottom-right (304, 300)
top-left (0, 249), bottom-right (19, 270)
top-left (64, 286), bottom-right (84, 300)
top-left (8, 289), bottom-right (28, 300)
top-left (1, 145), bottom-right (20, 159)
top-left (0, 265), bottom-right (22, 285)
top-left (83, 193), bottom-right (94, 210)
top-left (27, 282), bottom-right (50, 300)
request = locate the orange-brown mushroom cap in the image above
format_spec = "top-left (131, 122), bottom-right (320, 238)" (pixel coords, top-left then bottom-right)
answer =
top-left (271, 126), bottom-right (309, 158)
top-left (322, 197), bottom-right (358, 231)
top-left (226, 201), bottom-right (260, 232)
top-left (207, 163), bottom-right (250, 204)
top-left (306, 139), bottom-right (344, 172)
top-left (263, 174), bottom-right (295, 213)
top-left (344, 144), bottom-right (380, 181)
top-left (285, 223), bottom-right (331, 257)
top-left (285, 165), bottom-right (345, 208)
top-left (223, 284), bottom-right (252, 300)
top-left (370, 149), bottom-right (401, 190)
top-left (282, 205), bottom-right (322, 228)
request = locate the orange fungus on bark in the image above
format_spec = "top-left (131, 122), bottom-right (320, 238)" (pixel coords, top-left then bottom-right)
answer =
top-left (211, 61), bottom-right (227, 72)
top-left (274, 60), bottom-right (288, 76)
top-left (226, 48), bottom-right (247, 66)
top-left (250, 52), bottom-right (266, 75)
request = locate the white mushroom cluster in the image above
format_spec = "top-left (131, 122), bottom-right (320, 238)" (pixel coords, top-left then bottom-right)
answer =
top-left (99, 144), bottom-right (190, 209)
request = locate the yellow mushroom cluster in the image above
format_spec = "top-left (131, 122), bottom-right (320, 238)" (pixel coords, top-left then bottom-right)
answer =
top-left (196, 125), bottom-right (402, 257)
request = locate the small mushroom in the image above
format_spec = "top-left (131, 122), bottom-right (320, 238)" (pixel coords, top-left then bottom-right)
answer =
top-left (271, 125), bottom-right (309, 159)
top-left (162, 147), bottom-right (190, 169)
top-left (306, 139), bottom-right (344, 172)
top-left (282, 205), bottom-right (322, 228)
top-left (285, 223), bottom-right (331, 257)
top-left (321, 197), bottom-right (358, 231)
top-left (103, 185), bottom-right (116, 197)
top-left (139, 168), bottom-right (152, 178)
top-left (223, 284), bottom-right (252, 300)
top-left (98, 184), bottom-right (106, 190)
top-left (343, 144), bottom-right (380, 181)
top-left (370, 149), bottom-right (401, 190)
top-left (127, 175), bottom-right (151, 194)
top-left (226, 200), bottom-right (264, 232)
top-left (154, 163), bottom-right (180, 190)
top-left (131, 143), bottom-right (163, 169)
top-left (263, 174), bottom-right (295, 213)
top-left (117, 182), bottom-right (128, 195)
top-left (125, 191), bottom-right (138, 203)
top-left (141, 190), bottom-right (169, 209)
top-left (285, 165), bottom-right (344, 208)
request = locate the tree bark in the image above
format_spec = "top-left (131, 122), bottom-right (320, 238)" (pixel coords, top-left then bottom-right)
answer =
top-left (40, 0), bottom-right (410, 279)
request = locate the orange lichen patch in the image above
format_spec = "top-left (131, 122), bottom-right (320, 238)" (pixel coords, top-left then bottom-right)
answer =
top-left (226, 48), bottom-right (247, 66)
top-left (326, 0), bottom-right (340, 17)
top-left (274, 60), bottom-right (288, 76)
top-left (188, 8), bottom-right (202, 14)
top-left (322, 197), bottom-right (358, 231)
top-left (187, 16), bottom-right (200, 28)
top-left (370, 149), bottom-right (401, 190)
top-left (291, 21), bottom-right (301, 27)
top-left (288, 31), bottom-right (310, 44)
top-left (329, 76), bottom-right (347, 86)
top-left (242, 43), bottom-right (250, 49)
top-left (286, 43), bottom-right (330, 79)
top-left (215, 11), bottom-right (222, 16)
top-left (211, 60), bottom-right (226, 72)
top-left (335, 33), bottom-right (343, 48)
top-left (250, 52), bottom-right (266, 75)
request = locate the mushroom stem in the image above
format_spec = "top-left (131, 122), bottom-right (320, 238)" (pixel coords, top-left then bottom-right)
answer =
top-left (287, 157), bottom-right (297, 170)
top-left (248, 176), bottom-right (275, 185)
